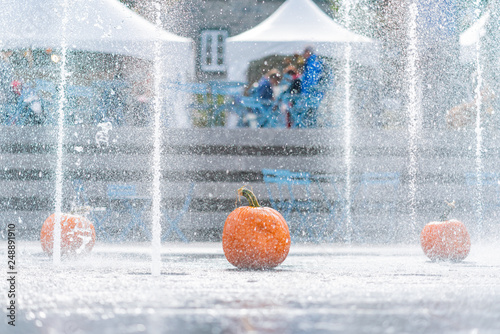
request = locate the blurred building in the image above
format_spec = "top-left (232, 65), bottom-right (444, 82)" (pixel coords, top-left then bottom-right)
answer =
top-left (122, 0), bottom-right (486, 130)
top-left (121, 0), bottom-right (336, 82)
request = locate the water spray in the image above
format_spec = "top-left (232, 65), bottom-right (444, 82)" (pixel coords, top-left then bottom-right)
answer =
top-left (150, 0), bottom-right (164, 276)
top-left (342, 0), bottom-right (353, 243)
top-left (407, 2), bottom-right (421, 238)
top-left (473, 0), bottom-right (484, 237)
top-left (53, 0), bottom-right (69, 265)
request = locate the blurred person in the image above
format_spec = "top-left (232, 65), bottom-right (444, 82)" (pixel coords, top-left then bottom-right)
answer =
top-left (254, 69), bottom-right (281, 127)
top-left (278, 65), bottom-right (302, 127)
top-left (299, 46), bottom-right (324, 127)
top-left (301, 46), bottom-right (323, 95)
top-left (0, 52), bottom-right (46, 125)
top-left (446, 86), bottom-right (496, 129)
top-left (282, 65), bottom-right (301, 96)
top-left (22, 82), bottom-right (45, 125)
top-left (0, 51), bottom-right (15, 106)
top-left (129, 84), bottom-right (152, 126)
top-left (256, 68), bottom-right (281, 102)
top-left (294, 53), bottom-right (305, 70)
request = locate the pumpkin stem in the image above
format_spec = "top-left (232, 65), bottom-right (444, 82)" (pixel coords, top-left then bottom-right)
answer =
top-left (439, 200), bottom-right (455, 221)
top-left (237, 186), bottom-right (260, 207)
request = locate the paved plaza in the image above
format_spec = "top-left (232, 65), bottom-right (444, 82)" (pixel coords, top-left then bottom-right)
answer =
top-left (1, 241), bottom-right (500, 333)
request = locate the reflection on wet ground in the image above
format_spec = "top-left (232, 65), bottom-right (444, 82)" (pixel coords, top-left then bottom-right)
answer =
top-left (2, 242), bottom-right (500, 333)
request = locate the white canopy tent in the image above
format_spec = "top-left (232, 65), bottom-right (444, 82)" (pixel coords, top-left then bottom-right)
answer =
top-left (0, 0), bottom-right (194, 127)
top-left (0, 0), bottom-right (193, 62)
top-left (459, 4), bottom-right (500, 101)
top-left (459, 11), bottom-right (489, 63)
top-left (225, 0), bottom-right (378, 82)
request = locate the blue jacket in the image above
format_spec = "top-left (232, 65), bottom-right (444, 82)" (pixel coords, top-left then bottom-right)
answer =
top-left (302, 54), bottom-right (323, 94)
top-left (257, 76), bottom-right (273, 101)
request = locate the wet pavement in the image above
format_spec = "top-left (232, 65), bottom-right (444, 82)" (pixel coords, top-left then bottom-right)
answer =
top-left (1, 241), bottom-right (500, 333)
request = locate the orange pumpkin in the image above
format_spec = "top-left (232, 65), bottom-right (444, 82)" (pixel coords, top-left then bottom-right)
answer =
top-left (40, 213), bottom-right (96, 256)
top-left (222, 187), bottom-right (291, 269)
top-left (420, 220), bottom-right (471, 262)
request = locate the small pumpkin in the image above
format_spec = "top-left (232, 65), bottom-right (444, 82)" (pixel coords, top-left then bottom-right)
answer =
top-left (222, 187), bottom-right (291, 269)
top-left (420, 202), bottom-right (471, 262)
top-left (40, 213), bottom-right (96, 256)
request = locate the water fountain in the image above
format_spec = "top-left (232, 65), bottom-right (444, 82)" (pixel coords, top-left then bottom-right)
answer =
top-left (1, 0), bottom-right (500, 333)
top-left (51, 0), bottom-right (69, 265)
top-left (342, 0), bottom-right (354, 243)
top-left (473, 0), bottom-right (485, 236)
top-left (150, 0), bottom-right (165, 277)
top-left (406, 1), bottom-right (421, 237)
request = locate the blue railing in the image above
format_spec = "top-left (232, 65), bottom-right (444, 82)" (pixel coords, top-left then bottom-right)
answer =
top-left (262, 169), bottom-right (402, 243)
top-left (1, 79), bottom-right (129, 126)
top-left (71, 179), bottom-right (195, 243)
top-left (1, 79), bottom-right (331, 128)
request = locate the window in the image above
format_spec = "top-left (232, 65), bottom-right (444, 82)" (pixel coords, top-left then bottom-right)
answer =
top-left (200, 30), bottom-right (228, 72)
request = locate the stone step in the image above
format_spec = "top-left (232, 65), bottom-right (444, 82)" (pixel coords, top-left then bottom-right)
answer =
top-left (1, 125), bottom-right (498, 241)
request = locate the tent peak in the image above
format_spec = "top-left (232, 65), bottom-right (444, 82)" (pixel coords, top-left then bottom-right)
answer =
top-left (227, 0), bottom-right (372, 43)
